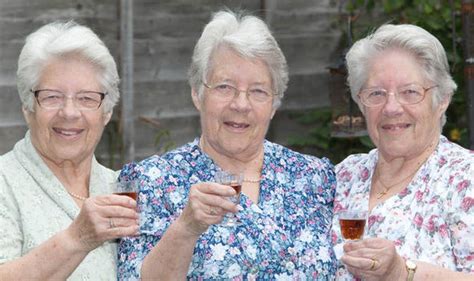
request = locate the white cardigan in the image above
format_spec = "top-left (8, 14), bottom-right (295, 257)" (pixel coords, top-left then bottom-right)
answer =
top-left (0, 131), bottom-right (118, 280)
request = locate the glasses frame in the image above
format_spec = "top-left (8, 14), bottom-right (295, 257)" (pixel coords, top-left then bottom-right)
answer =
top-left (32, 89), bottom-right (107, 111)
top-left (203, 82), bottom-right (276, 103)
top-left (357, 84), bottom-right (438, 107)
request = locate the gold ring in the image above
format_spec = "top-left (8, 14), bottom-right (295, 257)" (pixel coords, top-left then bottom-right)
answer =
top-left (369, 258), bottom-right (378, 270)
top-left (109, 219), bottom-right (116, 229)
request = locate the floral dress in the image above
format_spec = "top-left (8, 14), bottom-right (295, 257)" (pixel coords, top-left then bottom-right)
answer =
top-left (332, 135), bottom-right (474, 280)
top-left (117, 138), bottom-right (337, 280)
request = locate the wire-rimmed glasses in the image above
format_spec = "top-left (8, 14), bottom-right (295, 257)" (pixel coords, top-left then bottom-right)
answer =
top-left (32, 89), bottom-right (107, 111)
top-left (203, 82), bottom-right (275, 103)
top-left (358, 84), bottom-right (438, 107)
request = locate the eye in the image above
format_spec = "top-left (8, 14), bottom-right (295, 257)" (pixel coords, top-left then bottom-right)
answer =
top-left (38, 90), bottom-right (63, 101)
top-left (368, 90), bottom-right (386, 98)
top-left (213, 83), bottom-right (236, 95)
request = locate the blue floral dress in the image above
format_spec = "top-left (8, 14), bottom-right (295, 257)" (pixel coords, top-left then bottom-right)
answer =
top-left (117, 139), bottom-right (337, 280)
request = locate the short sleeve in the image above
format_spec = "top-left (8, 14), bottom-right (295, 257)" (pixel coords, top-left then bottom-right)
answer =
top-left (0, 173), bottom-right (23, 264)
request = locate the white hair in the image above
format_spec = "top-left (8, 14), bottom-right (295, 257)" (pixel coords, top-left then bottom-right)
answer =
top-left (188, 10), bottom-right (288, 109)
top-left (17, 21), bottom-right (119, 113)
top-left (346, 24), bottom-right (457, 127)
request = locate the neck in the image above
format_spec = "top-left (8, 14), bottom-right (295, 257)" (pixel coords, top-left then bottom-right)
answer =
top-left (199, 136), bottom-right (264, 182)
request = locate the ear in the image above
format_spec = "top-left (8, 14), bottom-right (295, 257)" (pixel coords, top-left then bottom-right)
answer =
top-left (103, 111), bottom-right (112, 126)
top-left (437, 95), bottom-right (451, 116)
top-left (22, 106), bottom-right (32, 126)
top-left (191, 88), bottom-right (202, 112)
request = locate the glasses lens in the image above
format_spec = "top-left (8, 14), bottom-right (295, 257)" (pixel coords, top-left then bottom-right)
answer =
top-left (397, 85), bottom-right (424, 105)
top-left (360, 89), bottom-right (387, 106)
top-left (248, 88), bottom-right (272, 103)
top-left (35, 90), bottom-right (104, 110)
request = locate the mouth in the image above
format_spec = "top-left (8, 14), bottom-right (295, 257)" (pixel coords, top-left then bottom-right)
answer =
top-left (223, 121), bottom-right (250, 130)
top-left (53, 128), bottom-right (84, 138)
top-left (381, 123), bottom-right (411, 131)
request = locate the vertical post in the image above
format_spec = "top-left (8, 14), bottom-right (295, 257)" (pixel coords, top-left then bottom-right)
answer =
top-left (120, 0), bottom-right (135, 162)
top-left (462, 0), bottom-right (474, 149)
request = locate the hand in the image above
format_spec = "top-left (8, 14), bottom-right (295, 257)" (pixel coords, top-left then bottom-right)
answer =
top-left (177, 182), bottom-right (237, 236)
top-left (66, 195), bottom-right (139, 252)
top-left (341, 238), bottom-right (406, 281)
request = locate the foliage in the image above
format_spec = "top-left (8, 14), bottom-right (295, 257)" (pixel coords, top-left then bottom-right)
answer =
top-left (287, 108), bottom-right (374, 164)
top-left (288, 0), bottom-right (468, 164)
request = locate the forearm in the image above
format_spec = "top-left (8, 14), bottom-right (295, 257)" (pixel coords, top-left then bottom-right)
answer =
top-left (411, 261), bottom-right (473, 281)
top-left (0, 229), bottom-right (89, 280)
top-left (141, 217), bottom-right (200, 280)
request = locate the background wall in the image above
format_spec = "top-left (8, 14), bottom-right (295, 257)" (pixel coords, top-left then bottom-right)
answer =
top-left (0, 0), bottom-right (343, 168)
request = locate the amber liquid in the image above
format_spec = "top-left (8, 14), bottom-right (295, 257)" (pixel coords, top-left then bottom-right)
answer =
top-left (339, 218), bottom-right (366, 240)
top-left (115, 191), bottom-right (137, 200)
top-left (230, 184), bottom-right (241, 195)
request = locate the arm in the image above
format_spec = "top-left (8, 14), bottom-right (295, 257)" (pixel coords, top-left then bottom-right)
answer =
top-left (0, 191), bottom-right (138, 280)
top-left (139, 182), bottom-right (236, 280)
top-left (342, 238), bottom-right (474, 281)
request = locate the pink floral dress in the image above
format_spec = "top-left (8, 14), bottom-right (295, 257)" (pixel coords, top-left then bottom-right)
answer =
top-left (332, 136), bottom-right (474, 280)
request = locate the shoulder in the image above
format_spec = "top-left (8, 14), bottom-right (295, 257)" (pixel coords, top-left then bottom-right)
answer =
top-left (264, 140), bottom-right (335, 173)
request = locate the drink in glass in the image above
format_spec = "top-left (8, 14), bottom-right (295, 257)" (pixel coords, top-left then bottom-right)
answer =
top-left (113, 180), bottom-right (138, 200)
top-left (338, 210), bottom-right (367, 240)
top-left (215, 171), bottom-right (243, 227)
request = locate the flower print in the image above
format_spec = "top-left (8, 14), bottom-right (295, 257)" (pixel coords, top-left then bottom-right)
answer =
top-left (333, 202), bottom-right (344, 213)
top-left (246, 245), bottom-right (257, 260)
top-left (147, 166), bottom-right (161, 180)
top-left (439, 223), bottom-right (449, 238)
top-left (425, 215), bottom-right (437, 233)
top-left (210, 244), bottom-right (228, 261)
top-left (413, 213), bottom-right (423, 228)
top-left (169, 191), bottom-right (183, 204)
top-left (456, 180), bottom-right (470, 193)
top-left (275, 273), bottom-right (292, 281)
top-left (360, 167), bottom-right (370, 181)
top-left (461, 197), bottom-right (474, 212)
top-left (338, 169), bottom-right (352, 182)
top-left (229, 247), bottom-right (241, 256)
top-left (226, 263), bottom-right (242, 278)
top-left (415, 190), bottom-right (424, 201)
top-left (299, 228), bottom-right (313, 243)
top-left (438, 156), bottom-right (447, 167)
top-left (318, 246), bottom-right (332, 262)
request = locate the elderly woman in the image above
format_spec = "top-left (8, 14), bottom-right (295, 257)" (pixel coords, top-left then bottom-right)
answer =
top-left (118, 10), bottom-right (336, 280)
top-left (0, 22), bottom-right (139, 280)
top-left (332, 24), bottom-right (474, 280)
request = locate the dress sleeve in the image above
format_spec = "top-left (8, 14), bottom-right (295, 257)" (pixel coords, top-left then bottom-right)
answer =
top-left (0, 173), bottom-right (23, 264)
top-left (448, 162), bottom-right (474, 273)
top-left (117, 158), bottom-right (184, 280)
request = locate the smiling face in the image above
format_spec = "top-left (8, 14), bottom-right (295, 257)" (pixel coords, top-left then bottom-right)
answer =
top-left (23, 56), bottom-right (111, 166)
top-left (362, 48), bottom-right (449, 160)
top-left (192, 46), bottom-right (276, 162)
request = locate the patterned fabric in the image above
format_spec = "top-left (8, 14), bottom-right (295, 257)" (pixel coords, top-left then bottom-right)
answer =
top-left (0, 131), bottom-right (119, 280)
top-left (118, 138), bottom-right (337, 280)
top-left (332, 135), bottom-right (474, 280)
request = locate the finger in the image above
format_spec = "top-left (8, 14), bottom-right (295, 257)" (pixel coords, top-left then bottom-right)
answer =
top-left (107, 217), bottom-right (139, 229)
top-left (189, 189), bottom-right (238, 213)
top-left (93, 194), bottom-right (137, 208)
top-left (100, 205), bottom-right (139, 220)
top-left (341, 255), bottom-right (377, 271)
top-left (109, 224), bottom-right (140, 239)
top-left (344, 237), bottom-right (388, 251)
top-left (194, 182), bottom-right (236, 197)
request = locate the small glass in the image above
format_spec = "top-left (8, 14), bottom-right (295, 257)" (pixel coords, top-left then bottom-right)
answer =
top-left (215, 171), bottom-right (243, 227)
top-left (112, 180), bottom-right (138, 201)
top-left (338, 210), bottom-right (367, 241)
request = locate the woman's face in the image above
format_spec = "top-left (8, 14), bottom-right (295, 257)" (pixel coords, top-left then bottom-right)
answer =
top-left (362, 49), bottom-right (449, 160)
top-left (192, 47), bottom-right (276, 161)
top-left (23, 56), bottom-right (111, 166)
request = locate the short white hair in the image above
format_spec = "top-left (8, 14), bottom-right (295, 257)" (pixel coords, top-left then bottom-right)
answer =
top-left (346, 24), bottom-right (457, 127)
top-left (17, 21), bottom-right (119, 113)
top-left (188, 10), bottom-right (288, 109)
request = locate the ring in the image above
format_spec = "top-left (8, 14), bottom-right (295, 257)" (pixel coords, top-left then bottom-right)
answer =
top-left (109, 219), bottom-right (116, 229)
top-left (209, 207), bottom-right (217, 216)
top-left (369, 258), bottom-right (378, 270)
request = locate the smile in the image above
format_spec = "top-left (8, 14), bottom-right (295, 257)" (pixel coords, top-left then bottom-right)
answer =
top-left (381, 123), bottom-right (411, 130)
top-left (53, 128), bottom-right (84, 137)
top-left (224, 121), bottom-right (250, 129)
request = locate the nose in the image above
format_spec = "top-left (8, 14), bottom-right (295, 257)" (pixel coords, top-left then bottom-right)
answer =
top-left (58, 97), bottom-right (82, 119)
top-left (229, 90), bottom-right (252, 112)
top-left (382, 91), bottom-right (403, 116)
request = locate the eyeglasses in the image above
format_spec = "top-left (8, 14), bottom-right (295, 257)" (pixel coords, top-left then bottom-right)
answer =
top-left (358, 84), bottom-right (438, 107)
top-left (203, 82), bottom-right (275, 103)
top-left (32, 89), bottom-right (107, 111)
